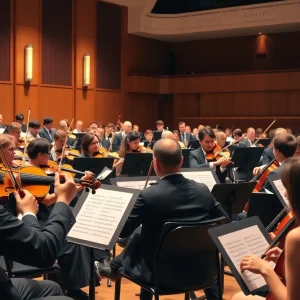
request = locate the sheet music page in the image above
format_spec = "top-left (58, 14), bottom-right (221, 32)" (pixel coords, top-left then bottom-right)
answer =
top-left (0, 128), bottom-right (5, 134)
top-left (182, 171), bottom-right (216, 191)
top-left (67, 189), bottom-right (133, 246)
top-left (116, 180), bottom-right (156, 190)
top-left (218, 225), bottom-right (272, 292)
top-left (273, 179), bottom-right (289, 205)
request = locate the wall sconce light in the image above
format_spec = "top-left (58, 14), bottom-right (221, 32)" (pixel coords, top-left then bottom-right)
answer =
top-left (25, 44), bottom-right (33, 82)
top-left (83, 53), bottom-right (91, 87)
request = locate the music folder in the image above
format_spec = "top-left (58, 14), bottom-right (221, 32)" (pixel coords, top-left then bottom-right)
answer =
top-left (208, 216), bottom-right (272, 296)
top-left (67, 184), bottom-right (140, 251)
top-left (121, 153), bottom-right (154, 177)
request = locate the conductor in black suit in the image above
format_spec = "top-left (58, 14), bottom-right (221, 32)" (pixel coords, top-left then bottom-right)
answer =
top-left (39, 117), bottom-right (56, 144)
top-left (98, 138), bottom-right (228, 300)
top-left (0, 172), bottom-right (77, 300)
top-left (189, 127), bottom-right (231, 183)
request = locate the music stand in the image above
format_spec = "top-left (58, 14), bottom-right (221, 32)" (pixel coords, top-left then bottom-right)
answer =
top-left (255, 138), bottom-right (271, 148)
top-left (230, 147), bottom-right (264, 169)
top-left (121, 153), bottom-right (154, 177)
top-left (73, 158), bottom-right (114, 179)
top-left (72, 133), bottom-right (86, 151)
top-left (211, 182), bottom-right (257, 220)
top-left (187, 140), bottom-right (200, 149)
top-left (247, 193), bottom-right (284, 227)
top-left (143, 141), bottom-right (155, 149)
top-left (181, 149), bottom-right (193, 168)
top-left (153, 131), bottom-right (162, 141)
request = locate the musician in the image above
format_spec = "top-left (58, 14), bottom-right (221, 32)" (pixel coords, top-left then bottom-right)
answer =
top-left (7, 122), bottom-right (22, 144)
top-left (88, 121), bottom-right (98, 131)
top-left (0, 132), bottom-right (77, 300)
top-left (261, 134), bottom-right (296, 194)
top-left (104, 122), bottom-right (115, 140)
top-left (15, 113), bottom-right (27, 133)
top-left (142, 129), bottom-right (154, 144)
top-left (25, 120), bottom-right (41, 139)
top-left (96, 138), bottom-right (228, 300)
top-left (155, 120), bottom-right (165, 132)
top-left (232, 156), bottom-right (300, 300)
top-left (72, 120), bottom-right (84, 133)
top-left (0, 134), bottom-right (22, 168)
top-left (39, 117), bottom-right (56, 143)
top-left (216, 131), bottom-right (227, 148)
top-left (185, 125), bottom-right (192, 134)
top-left (49, 130), bottom-right (68, 162)
top-left (192, 127), bottom-right (199, 140)
top-left (96, 127), bottom-right (110, 150)
top-left (26, 138), bottom-right (97, 299)
top-left (239, 127), bottom-right (256, 147)
top-left (173, 130), bottom-right (186, 149)
top-left (178, 121), bottom-right (193, 144)
top-left (80, 133), bottom-right (101, 157)
top-left (189, 127), bottom-right (231, 183)
top-left (111, 121), bottom-right (132, 152)
top-left (260, 128), bottom-right (288, 166)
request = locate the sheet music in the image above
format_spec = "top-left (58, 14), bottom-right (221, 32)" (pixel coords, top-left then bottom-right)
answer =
top-left (218, 225), bottom-right (272, 292)
top-left (182, 171), bottom-right (216, 191)
top-left (0, 128), bottom-right (5, 134)
top-left (116, 180), bottom-right (156, 190)
top-left (273, 179), bottom-right (289, 205)
top-left (67, 189), bottom-right (133, 246)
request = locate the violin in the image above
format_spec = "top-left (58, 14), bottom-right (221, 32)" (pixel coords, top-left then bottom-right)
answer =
top-left (56, 148), bottom-right (80, 161)
top-left (0, 166), bottom-right (100, 201)
top-left (138, 145), bottom-right (153, 154)
top-left (205, 145), bottom-right (230, 162)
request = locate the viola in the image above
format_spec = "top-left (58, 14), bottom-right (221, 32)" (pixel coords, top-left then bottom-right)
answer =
top-left (56, 148), bottom-right (80, 161)
top-left (0, 166), bottom-right (100, 201)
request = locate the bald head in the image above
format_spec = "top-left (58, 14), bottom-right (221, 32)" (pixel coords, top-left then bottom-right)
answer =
top-left (59, 120), bottom-right (68, 132)
top-left (123, 121), bottom-right (132, 134)
top-left (274, 127), bottom-right (287, 136)
top-left (161, 130), bottom-right (175, 140)
top-left (153, 139), bottom-right (182, 169)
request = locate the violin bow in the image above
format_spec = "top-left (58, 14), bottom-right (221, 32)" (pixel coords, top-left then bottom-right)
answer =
top-left (253, 119), bottom-right (276, 146)
top-left (58, 118), bottom-right (74, 173)
top-left (144, 160), bottom-right (153, 189)
top-left (22, 108), bottom-right (31, 166)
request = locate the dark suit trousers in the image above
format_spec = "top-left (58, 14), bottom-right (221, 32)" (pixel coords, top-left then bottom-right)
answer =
top-left (110, 228), bottom-right (220, 300)
top-left (11, 278), bottom-right (67, 300)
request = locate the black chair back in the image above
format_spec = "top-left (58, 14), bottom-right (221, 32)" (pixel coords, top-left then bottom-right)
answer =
top-left (154, 217), bottom-right (225, 293)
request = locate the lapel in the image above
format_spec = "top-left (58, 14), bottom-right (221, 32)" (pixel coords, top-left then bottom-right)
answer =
top-left (197, 147), bottom-right (206, 164)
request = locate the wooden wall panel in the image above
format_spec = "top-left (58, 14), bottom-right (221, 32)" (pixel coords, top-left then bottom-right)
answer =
top-left (42, 0), bottom-right (72, 86)
top-left (75, 90), bottom-right (95, 128)
top-left (75, 0), bottom-right (96, 90)
top-left (124, 94), bottom-right (160, 132)
top-left (15, 0), bottom-right (40, 86)
top-left (39, 87), bottom-right (73, 127)
top-left (15, 85), bottom-right (39, 119)
top-left (94, 91), bottom-right (122, 125)
top-left (0, 84), bottom-right (13, 122)
top-left (96, 2), bottom-right (121, 90)
top-left (0, 0), bottom-right (10, 82)
top-left (171, 32), bottom-right (300, 75)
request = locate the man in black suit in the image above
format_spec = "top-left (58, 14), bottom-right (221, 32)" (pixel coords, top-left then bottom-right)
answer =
top-left (15, 113), bottom-right (27, 133)
top-left (96, 127), bottom-right (110, 150)
top-left (112, 121), bottom-right (132, 152)
top-left (39, 117), bottom-right (56, 143)
top-left (262, 134), bottom-right (297, 193)
top-left (97, 138), bottom-right (228, 300)
top-left (0, 173), bottom-right (77, 300)
top-left (189, 127), bottom-right (231, 183)
top-left (178, 121), bottom-right (193, 145)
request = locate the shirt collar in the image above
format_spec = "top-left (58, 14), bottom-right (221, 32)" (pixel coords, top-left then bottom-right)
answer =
top-left (159, 172), bottom-right (181, 180)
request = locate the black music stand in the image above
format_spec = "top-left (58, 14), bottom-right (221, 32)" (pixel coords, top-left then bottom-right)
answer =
top-left (153, 131), bottom-right (162, 141)
top-left (181, 149), bottom-right (193, 168)
top-left (143, 141), bottom-right (155, 149)
top-left (73, 158), bottom-right (114, 179)
top-left (247, 193), bottom-right (283, 227)
top-left (121, 153), bottom-right (154, 177)
top-left (254, 138), bottom-right (271, 148)
top-left (187, 140), bottom-right (200, 149)
top-left (72, 133), bottom-right (86, 151)
top-left (211, 182), bottom-right (256, 220)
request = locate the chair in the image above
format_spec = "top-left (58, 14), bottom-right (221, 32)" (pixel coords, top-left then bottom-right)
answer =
top-left (0, 256), bottom-right (61, 284)
top-left (114, 217), bottom-right (226, 300)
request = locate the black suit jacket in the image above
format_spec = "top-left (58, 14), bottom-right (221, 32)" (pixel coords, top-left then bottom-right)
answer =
top-left (189, 147), bottom-right (227, 183)
top-left (262, 147), bottom-right (274, 165)
top-left (0, 202), bottom-right (75, 299)
top-left (179, 132), bottom-right (193, 143)
top-left (112, 132), bottom-right (123, 152)
top-left (100, 138), bottom-right (110, 150)
top-left (39, 127), bottom-right (56, 143)
top-left (119, 174), bottom-right (227, 283)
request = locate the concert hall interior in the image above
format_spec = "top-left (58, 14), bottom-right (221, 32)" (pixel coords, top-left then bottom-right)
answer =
top-left (1, 0), bottom-right (300, 300)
